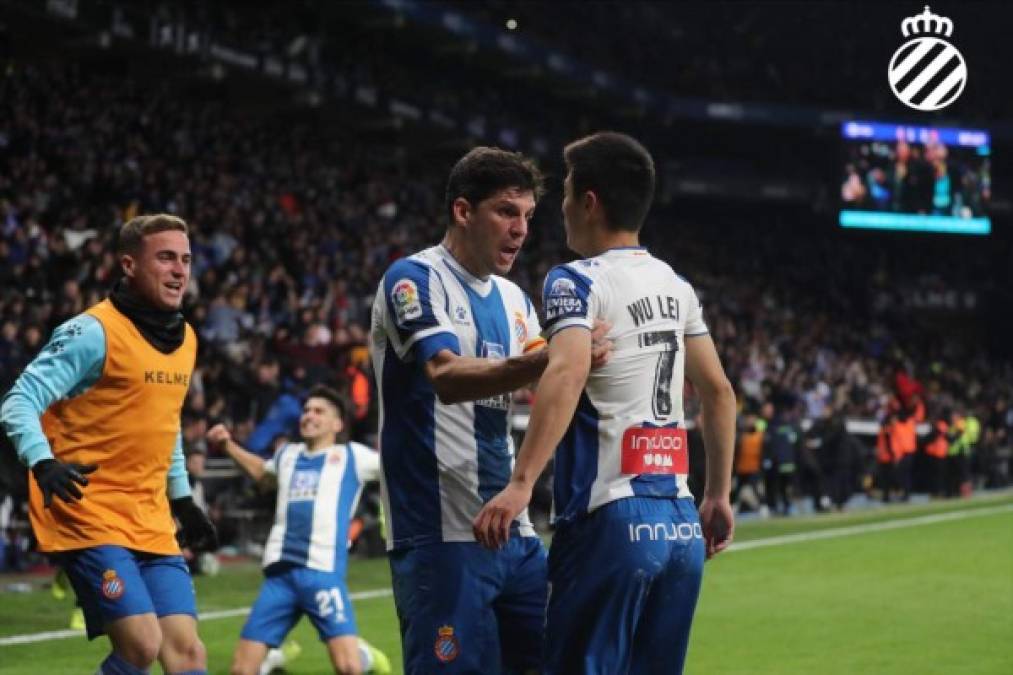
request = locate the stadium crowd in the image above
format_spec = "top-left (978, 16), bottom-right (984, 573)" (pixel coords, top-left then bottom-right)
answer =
top-left (152, 1), bottom-right (1011, 120)
top-left (2, 61), bottom-right (1011, 565)
top-left (453, 1), bottom-right (1011, 119)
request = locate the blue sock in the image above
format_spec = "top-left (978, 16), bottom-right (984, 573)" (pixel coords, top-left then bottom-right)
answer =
top-left (98, 652), bottom-right (148, 675)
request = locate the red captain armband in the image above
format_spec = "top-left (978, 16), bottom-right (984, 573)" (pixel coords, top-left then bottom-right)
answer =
top-left (621, 425), bottom-right (689, 475)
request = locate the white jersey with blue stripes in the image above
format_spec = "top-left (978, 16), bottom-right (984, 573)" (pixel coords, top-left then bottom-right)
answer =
top-left (541, 247), bottom-right (708, 524)
top-left (261, 441), bottom-right (379, 573)
top-left (370, 245), bottom-right (542, 550)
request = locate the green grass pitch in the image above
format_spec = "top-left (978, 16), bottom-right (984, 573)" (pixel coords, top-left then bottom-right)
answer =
top-left (1, 493), bottom-right (1010, 674)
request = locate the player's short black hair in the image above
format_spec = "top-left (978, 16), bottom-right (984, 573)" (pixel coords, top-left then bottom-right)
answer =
top-left (305, 385), bottom-right (347, 422)
top-left (444, 147), bottom-right (545, 227)
top-left (563, 132), bottom-right (656, 232)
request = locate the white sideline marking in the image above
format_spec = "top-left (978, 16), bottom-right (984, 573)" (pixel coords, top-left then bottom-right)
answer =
top-left (728, 503), bottom-right (1013, 553)
top-left (198, 588), bottom-right (394, 621)
top-left (0, 588), bottom-right (393, 646)
top-left (3, 503), bottom-right (1011, 647)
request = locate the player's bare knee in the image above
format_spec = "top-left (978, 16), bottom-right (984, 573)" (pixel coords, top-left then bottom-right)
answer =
top-left (182, 637), bottom-right (207, 668)
top-left (118, 631), bottom-right (162, 668)
top-left (163, 634), bottom-right (206, 669)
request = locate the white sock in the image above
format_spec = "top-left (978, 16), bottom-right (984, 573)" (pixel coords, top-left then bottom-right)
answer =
top-left (258, 648), bottom-right (286, 675)
top-left (358, 639), bottom-right (374, 671)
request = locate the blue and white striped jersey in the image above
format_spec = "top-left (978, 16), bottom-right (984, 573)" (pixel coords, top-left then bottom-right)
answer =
top-left (369, 245), bottom-right (543, 551)
top-left (542, 247), bottom-right (709, 524)
top-left (261, 441), bottom-right (379, 573)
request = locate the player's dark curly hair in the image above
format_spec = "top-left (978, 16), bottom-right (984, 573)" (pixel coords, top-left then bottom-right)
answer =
top-left (444, 147), bottom-right (545, 227)
top-left (564, 132), bottom-right (655, 232)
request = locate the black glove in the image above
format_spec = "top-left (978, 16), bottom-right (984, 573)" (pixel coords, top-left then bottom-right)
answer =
top-left (170, 496), bottom-right (219, 551)
top-left (31, 459), bottom-right (98, 507)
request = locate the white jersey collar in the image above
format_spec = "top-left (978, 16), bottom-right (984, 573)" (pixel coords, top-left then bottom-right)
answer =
top-left (437, 244), bottom-right (494, 296)
top-left (300, 442), bottom-right (341, 458)
top-left (601, 246), bottom-right (649, 256)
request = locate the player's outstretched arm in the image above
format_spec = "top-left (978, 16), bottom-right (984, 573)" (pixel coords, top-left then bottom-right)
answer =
top-left (473, 327), bottom-right (592, 549)
top-left (685, 333), bottom-right (736, 559)
top-left (207, 423), bottom-right (268, 482)
top-left (424, 348), bottom-right (548, 404)
top-left (424, 320), bottom-right (611, 405)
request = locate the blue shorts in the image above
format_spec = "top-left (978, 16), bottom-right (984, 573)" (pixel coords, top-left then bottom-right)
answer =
top-left (546, 497), bottom-right (705, 675)
top-left (389, 536), bottom-right (547, 674)
top-left (56, 545), bottom-right (197, 640)
top-left (241, 563), bottom-right (357, 646)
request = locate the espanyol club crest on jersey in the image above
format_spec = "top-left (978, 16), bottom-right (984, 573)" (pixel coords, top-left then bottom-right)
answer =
top-left (888, 6), bottom-right (967, 111)
top-left (513, 311), bottom-right (528, 344)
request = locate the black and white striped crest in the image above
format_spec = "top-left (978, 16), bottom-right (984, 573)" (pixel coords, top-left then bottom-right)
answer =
top-left (888, 36), bottom-right (967, 111)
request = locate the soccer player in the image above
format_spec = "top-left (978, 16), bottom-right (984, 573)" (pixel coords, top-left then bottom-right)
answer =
top-left (206, 385), bottom-right (390, 675)
top-left (1, 214), bottom-right (217, 675)
top-left (474, 132), bottom-right (737, 675)
top-left (369, 147), bottom-right (610, 674)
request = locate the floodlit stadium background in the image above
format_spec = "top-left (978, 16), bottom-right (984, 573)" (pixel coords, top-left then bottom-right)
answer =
top-left (1, 2), bottom-right (1011, 673)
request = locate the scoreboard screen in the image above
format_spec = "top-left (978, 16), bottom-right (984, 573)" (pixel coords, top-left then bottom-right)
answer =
top-left (839, 121), bottom-right (991, 235)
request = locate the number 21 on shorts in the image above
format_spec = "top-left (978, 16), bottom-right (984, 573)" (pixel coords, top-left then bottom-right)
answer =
top-left (316, 587), bottom-right (347, 622)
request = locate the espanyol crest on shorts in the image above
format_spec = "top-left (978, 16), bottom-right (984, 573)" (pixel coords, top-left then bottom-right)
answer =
top-left (888, 6), bottom-right (967, 112)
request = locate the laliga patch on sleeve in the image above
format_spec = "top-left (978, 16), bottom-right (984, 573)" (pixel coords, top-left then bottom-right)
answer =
top-left (391, 278), bottom-right (423, 326)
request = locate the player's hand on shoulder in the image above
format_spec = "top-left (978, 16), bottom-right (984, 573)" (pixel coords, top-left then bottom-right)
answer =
top-left (472, 480), bottom-right (532, 550)
top-left (698, 496), bottom-right (735, 560)
top-left (31, 459), bottom-right (98, 508)
top-left (206, 423), bottom-right (232, 446)
top-left (590, 319), bottom-right (613, 369)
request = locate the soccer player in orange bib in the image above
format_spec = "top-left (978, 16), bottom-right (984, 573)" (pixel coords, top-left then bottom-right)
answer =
top-left (1, 214), bottom-right (217, 675)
